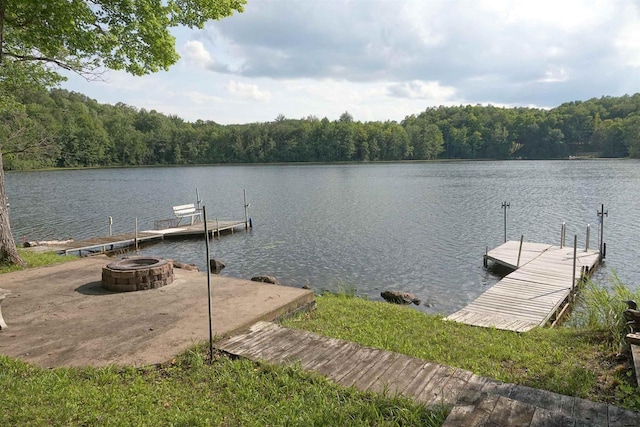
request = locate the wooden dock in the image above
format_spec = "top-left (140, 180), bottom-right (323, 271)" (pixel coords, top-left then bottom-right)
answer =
top-left (215, 321), bottom-right (637, 426)
top-left (445, 240), bottom-right (601, 332)
top-left (56, 220), bottom-right (247, 255)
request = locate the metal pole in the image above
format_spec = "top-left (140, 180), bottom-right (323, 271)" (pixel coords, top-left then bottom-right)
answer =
top-left (560, 222), bottom-right (566, 248)
top-left (243, 189), bottom-right (249, 230)
top-left (109, 216), bottom-right (113, 236)
top-left (502, 201), bottom-right (510, 243)
top-left (203, 205), bottom-right (214, 363)
top-left (598, 204), bottom-right (607, 259)
top-left (517, 235), bottom-right (524, 268)
top-left (585, 224), bottom-right (590, 252)
top-left (484, 245), bottom-right (488, 268)
top-left (572, 235), bottom-right (577, 291)
top-left (196, 188), bottom-right (202, 212)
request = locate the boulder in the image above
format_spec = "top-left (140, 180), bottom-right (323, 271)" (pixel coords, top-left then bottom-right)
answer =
top-left (173, 262), bottom-right (199, 271)
top-left (381, 290), bottom-right (420, 305)
top-left (251, 275), bottom-right (279, 285)
top-left (209, 259), bottom-right (225, 274)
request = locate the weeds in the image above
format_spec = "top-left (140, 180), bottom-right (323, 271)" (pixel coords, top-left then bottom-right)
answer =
top-left (570, 273), bottom-right (640, 353)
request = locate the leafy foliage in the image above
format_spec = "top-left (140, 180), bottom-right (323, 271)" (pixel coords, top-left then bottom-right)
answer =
top-left (3, 90), bottom-right (640, 170)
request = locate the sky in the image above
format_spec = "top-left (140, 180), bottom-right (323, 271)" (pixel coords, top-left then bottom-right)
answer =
top-left (62, 0), bottom-right (640, 125)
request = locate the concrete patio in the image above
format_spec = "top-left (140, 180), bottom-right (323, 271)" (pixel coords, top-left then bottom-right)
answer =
top-left (0, 256), bottom-right (314, 367)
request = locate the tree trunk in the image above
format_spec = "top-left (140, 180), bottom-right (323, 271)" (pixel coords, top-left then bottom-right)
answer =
top-left (0, 148), bottom-right (26, 266)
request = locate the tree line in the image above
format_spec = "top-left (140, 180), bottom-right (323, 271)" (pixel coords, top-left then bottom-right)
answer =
top-left (4, 89), bottom-right (640, 170)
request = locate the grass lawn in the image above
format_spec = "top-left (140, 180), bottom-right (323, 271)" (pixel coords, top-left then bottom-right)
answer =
top-left (0, 249), bottom-right (77, 274)
top-left (282, 293), bottom-right (640, 411)
top-left (0, 346), bottom-right (447, 426)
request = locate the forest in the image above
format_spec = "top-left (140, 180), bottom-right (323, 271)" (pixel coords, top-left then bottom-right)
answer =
top-left (4, 89), bottom-right (640, 170)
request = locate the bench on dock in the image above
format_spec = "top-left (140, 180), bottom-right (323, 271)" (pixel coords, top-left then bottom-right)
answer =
top-left (0, 288), bottom-right (10, 330)
top-left (173, 204), bottom-right (202, 226)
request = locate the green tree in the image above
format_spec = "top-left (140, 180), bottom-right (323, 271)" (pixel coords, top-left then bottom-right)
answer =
top-left (0, 0), bottom-right (245, 265)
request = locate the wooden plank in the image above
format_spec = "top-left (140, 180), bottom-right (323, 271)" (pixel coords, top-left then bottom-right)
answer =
top-left (337, 348), bottom-right (394, 388)
top-left (274, 335), bottom-right (341, 365)
top-left (486, 395), bottom-right (536, 426)
top-left (272, 334), bottom-right (341, 367)
top-left (442, 394), bottom-right (500, 427)
top-left (529, 408), bottom-right (575, 427)
top-left (507, 385), bottom-right (574, 417)
top-left (415, 365), bottom-right (457, 405)
top-left (367, 355), bottom-right (414, 394)
top-left (400, 361), bottom-right (443, 400)
top-left (607, 404), bottom-right (640, 427)
top-left (300, 338), bottom-right (351, 370)
top-left (455, 374), bottom-right (491, 406)
top-left (383, 357), bottom-right (434, 396)
top-left (312, 342), bottom-right (366, 377)
top-left (351, 352), bottom-right (403, 391)
top-left (437, 368), bottom-right (475, 406)
top-left (572, 397), bottom-right (609, 426)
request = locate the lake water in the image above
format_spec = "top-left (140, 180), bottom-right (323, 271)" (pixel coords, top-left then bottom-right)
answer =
top-left (5, 160), bottom-right (640, 314)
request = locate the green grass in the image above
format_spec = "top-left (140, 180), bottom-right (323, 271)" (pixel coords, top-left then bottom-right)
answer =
top-left (0, 346), bottom-right (448, 426)
top-left (282, 292), bottom-right (638, 410)
top-left (0, 248), bottom-right (77, 274)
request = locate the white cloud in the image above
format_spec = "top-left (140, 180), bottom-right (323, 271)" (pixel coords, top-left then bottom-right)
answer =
top-left (615, 22), bottom-right (640, 67)
top-left (59, 0), bottom-right (640, 124)
top-left (537, 67), bottom-right (570, 83)
top-left (387, 81), bottom-right (456, 100)
top-left (182, 40), bottom-right (213, 68)
top-left (184, 91), bottom-right (224, 105)
top-left (226, 80), bottom-right (271, 102)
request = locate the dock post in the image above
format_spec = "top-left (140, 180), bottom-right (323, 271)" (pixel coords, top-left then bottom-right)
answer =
top-left (560, 222), bottom-right (566, 248)
top-left (597, 204), bottom-right (607, 260)
top-left (517, 235), bottom-right (523, 268)
top-left (135, 217), bottom-right (138, 252)
top-left (243, 189), bottom-right (250, 230)
top-left (585, 224), bottom-right (590, 252)
top-left (203, 205), bottom-right (214, 364)
top-left (502, 201), bottom-right (510, 243)
top-left (109, 216), bottom-right (113, 236)
top-left (483, 246), bottom-right (488, 268)
top-left (572, 235), bottom-right (577, 291)
top-left (216, 218), bottom-right (220, 239)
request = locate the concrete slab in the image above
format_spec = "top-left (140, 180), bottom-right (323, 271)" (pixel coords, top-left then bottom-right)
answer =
top-left (0, 256), bottom-right (314, 368)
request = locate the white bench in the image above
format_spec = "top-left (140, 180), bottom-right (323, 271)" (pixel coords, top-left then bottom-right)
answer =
top-left (173, 204), bottom-right (202, 226)
top-left (0, 288), bottom-right (10, 330)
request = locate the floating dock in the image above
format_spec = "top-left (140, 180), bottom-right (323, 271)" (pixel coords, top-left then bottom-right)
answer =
top-left (445, 240), bottom-right (601, 332)
top-left (55, 220), bottom-right (247, 256)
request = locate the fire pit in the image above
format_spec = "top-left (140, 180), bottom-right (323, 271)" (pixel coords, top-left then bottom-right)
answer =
top-left (102, 257), bottom-right (174, 292)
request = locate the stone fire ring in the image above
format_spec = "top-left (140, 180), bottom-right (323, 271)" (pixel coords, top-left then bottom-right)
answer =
top-left (102, 257), bottom-right (174, 292)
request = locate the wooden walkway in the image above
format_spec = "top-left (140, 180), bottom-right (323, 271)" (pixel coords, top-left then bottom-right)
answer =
top-left (215, 322), bottom-right (638, 426)
top-left (56, 220), bottom-right (247, 255)
top-left (445, 241), bottom-right (601, 332)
